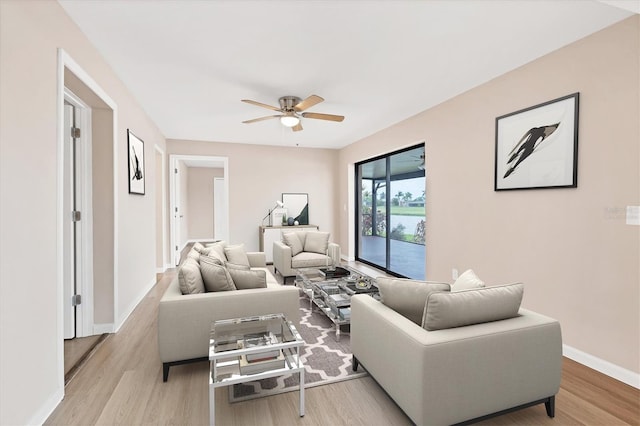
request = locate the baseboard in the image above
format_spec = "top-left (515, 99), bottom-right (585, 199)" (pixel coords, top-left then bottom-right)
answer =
top-left (93, 323), bottom-right (114, 334)
top-left (28, 387), bottom-right (63, 426)
top-left (563, 344), bottom-right (640, 389)
top-left (114, 276), bottom-right (157, 333)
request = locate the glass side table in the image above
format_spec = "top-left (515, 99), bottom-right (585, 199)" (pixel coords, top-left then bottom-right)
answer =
top-left (209, 313), bottom-right (305, 426)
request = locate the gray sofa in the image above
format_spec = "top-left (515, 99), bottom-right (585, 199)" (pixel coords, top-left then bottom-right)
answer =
top-left (351, 279), bottom-right (562, 425)
top-left (158, 248), bottom-right (300, 381)
top-left (272, 230), bottom-right (341, 282)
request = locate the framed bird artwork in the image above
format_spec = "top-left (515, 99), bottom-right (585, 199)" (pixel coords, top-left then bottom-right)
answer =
top-left (495, 93), bottom-right (579, 191)
top-left (127, 129), bottom-right (145, 195)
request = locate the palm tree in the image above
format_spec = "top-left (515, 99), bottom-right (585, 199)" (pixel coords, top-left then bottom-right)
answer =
top-left (403, 192), bottom-right (413, 204)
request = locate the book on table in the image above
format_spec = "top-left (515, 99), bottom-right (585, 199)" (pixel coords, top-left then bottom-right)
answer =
top-left (239, 351), bottom-right (285, 375)
top-left (240, 331), bottom-right (281, 362)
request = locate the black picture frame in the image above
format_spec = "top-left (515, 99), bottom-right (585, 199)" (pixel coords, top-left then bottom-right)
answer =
top-left (494, 93), bottom-right (579, 191)
top-left (282, 193), bottom-right (309, 225)
top-left (127, 129), bottom-right (145, 195)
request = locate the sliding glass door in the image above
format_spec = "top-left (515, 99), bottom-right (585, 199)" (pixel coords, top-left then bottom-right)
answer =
top-left (356, 144), bottom-right (426, 279)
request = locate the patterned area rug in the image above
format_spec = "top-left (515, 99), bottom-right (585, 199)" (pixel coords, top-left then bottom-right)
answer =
top-left (229, 295), bottom-right (368, 402)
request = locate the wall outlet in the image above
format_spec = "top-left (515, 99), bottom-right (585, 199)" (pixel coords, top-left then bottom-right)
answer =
top-left (452, 268), bottom-right (459, 280)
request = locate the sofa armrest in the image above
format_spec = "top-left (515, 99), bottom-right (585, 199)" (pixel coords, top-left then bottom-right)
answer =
top-left (246, 251), bottom-right (267, 268)
top-left (273, 240), bottom-right (294, 277)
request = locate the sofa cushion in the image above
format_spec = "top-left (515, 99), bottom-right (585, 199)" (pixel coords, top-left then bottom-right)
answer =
top-left (192, 242), bottom-right (206, 254)
top-left (451, 269), bottom-right (485, 292)
top-left (291, 252), bottom-right (329, 269)
top-left (199, 256), bottom-right (236, 292)
top-left (228, 268), bottom-right (267, 290)
top-left (224, 244), bottom-right (250, 267)
top-left (423, 283), bottom-right (524, 331)
top-left (377, 278), bottom-right (450, 325)
top-left (178, 258), bottom-right (205, 295)
top-left (282, 232), bottom-right (304, 256)
top-left (304, 231), bottom-right (330, 254)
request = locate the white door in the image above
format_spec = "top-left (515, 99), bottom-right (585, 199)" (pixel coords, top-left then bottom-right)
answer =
top-left (173, 164), bottom-right (182, 265)
top-left (213, 177), bottom-right (228, 241)
top-left (63, 102), bottom-right (80, 339)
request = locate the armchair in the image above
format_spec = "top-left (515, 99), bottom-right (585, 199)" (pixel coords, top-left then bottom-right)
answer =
top-left (273, 230), bottom-right (341, 283)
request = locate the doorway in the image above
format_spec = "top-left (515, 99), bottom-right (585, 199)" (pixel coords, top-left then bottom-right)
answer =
top-left (169, 155), bottom-right (229, 265)
top-left (58, 48), bottom-right (118, 390)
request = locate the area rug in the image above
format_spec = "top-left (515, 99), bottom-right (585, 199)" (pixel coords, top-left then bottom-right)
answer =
top-left (229, 295), bottom-right (368, 402)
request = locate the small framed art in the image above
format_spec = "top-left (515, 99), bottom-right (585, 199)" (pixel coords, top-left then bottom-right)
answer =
top-left (127, 129), bottom-right (145, 195)
top-left (282, 193), bottom-right (309, 225)
top-left (494, 93), bottom-right (579, 191)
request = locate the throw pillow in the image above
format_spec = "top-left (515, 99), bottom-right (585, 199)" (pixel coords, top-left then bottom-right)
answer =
top-left (224, 244), bottom-right (250, 267)
top-left (377, 277), bottom-right (450, 325)
top-left (185, 247), bottom-right (200, 262)
top-left (192, 242), bottom-right (206, 254)
top-left (422, 283), bottom-right (524, 331)
top-left (199, 256), bottom-right (236, 292)
top-left (225, 262), bottom-right (251, 271)
top-left (304, 231), bottom-right (330, 255)
top-left (205, 241), bottom-right (227, 263)
top-left (178, 258), bottom-right (205, 295)
top-left (227, 268), bottom-right (267, 290)
top-left (452, 269), bottom-right (485, 292)
top-left (282, 232), bottom-right (303, 256)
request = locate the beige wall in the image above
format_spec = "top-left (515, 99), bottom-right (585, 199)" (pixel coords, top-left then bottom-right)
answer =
top-left (0, 1), bottom-right (166, 424)
top-left (187, 167), bottom-right (224, 240)
top-left (167, 140), bottom-right (339, 251)
top-left (339, 17), bottom-right (640, 374)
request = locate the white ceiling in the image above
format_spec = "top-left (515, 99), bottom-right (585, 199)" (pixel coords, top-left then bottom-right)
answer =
top-left (58, 0), bottom-right (635, 149)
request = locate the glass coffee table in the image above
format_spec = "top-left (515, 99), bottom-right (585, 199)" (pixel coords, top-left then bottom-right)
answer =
top-left (209, 313), bottom-right (304, 426)
top-left (295, 266), bottom-right (379, 341)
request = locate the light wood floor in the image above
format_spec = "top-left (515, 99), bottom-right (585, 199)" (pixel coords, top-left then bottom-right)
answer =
top-left (46, 266), bottom-right (639, 426)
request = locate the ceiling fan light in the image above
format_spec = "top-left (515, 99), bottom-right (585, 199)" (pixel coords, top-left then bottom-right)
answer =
top-left (280, 115), bottom-right (300, 127)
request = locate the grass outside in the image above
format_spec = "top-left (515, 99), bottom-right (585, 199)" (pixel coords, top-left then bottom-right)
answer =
top-left (375, 206), bottom-right (425, 217)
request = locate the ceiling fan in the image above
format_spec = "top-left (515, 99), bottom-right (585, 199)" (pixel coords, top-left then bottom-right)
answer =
top-left (241, 95), bottom-right (344, 132)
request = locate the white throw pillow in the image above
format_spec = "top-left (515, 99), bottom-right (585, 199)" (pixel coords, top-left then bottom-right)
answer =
top-left (282, 232), bottom-right (303, 256)
top-left (224, 244), bottom-right (250, 267)
top-left (304, 231), bottom-right (330, 255)
top-left (452, 269), bottom-right (485, 292)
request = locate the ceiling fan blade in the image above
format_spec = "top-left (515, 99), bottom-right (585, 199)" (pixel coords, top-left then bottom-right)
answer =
top-left (301, 112), bottom-right (344, 122)
top-left (241, 99), bottom-right (281, 112)
top-left (242, 115), bottom-right (281, 124)
top-left (292, 122), bottom-right (303, 132)
top-left (294, 95), bottom-right (324, 112)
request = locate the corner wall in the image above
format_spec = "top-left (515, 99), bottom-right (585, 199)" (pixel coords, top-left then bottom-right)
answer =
top-left (338, 16), bottom-right (639, 377)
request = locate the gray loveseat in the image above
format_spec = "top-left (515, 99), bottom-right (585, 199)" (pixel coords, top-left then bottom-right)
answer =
top-left (351, 278), bottom-right (562, 425)
top-left (158, 245), bottom-right (300, 381)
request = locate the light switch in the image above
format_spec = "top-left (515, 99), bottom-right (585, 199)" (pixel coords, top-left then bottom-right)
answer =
top-left (627, 206), bottom-right (640, 225)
